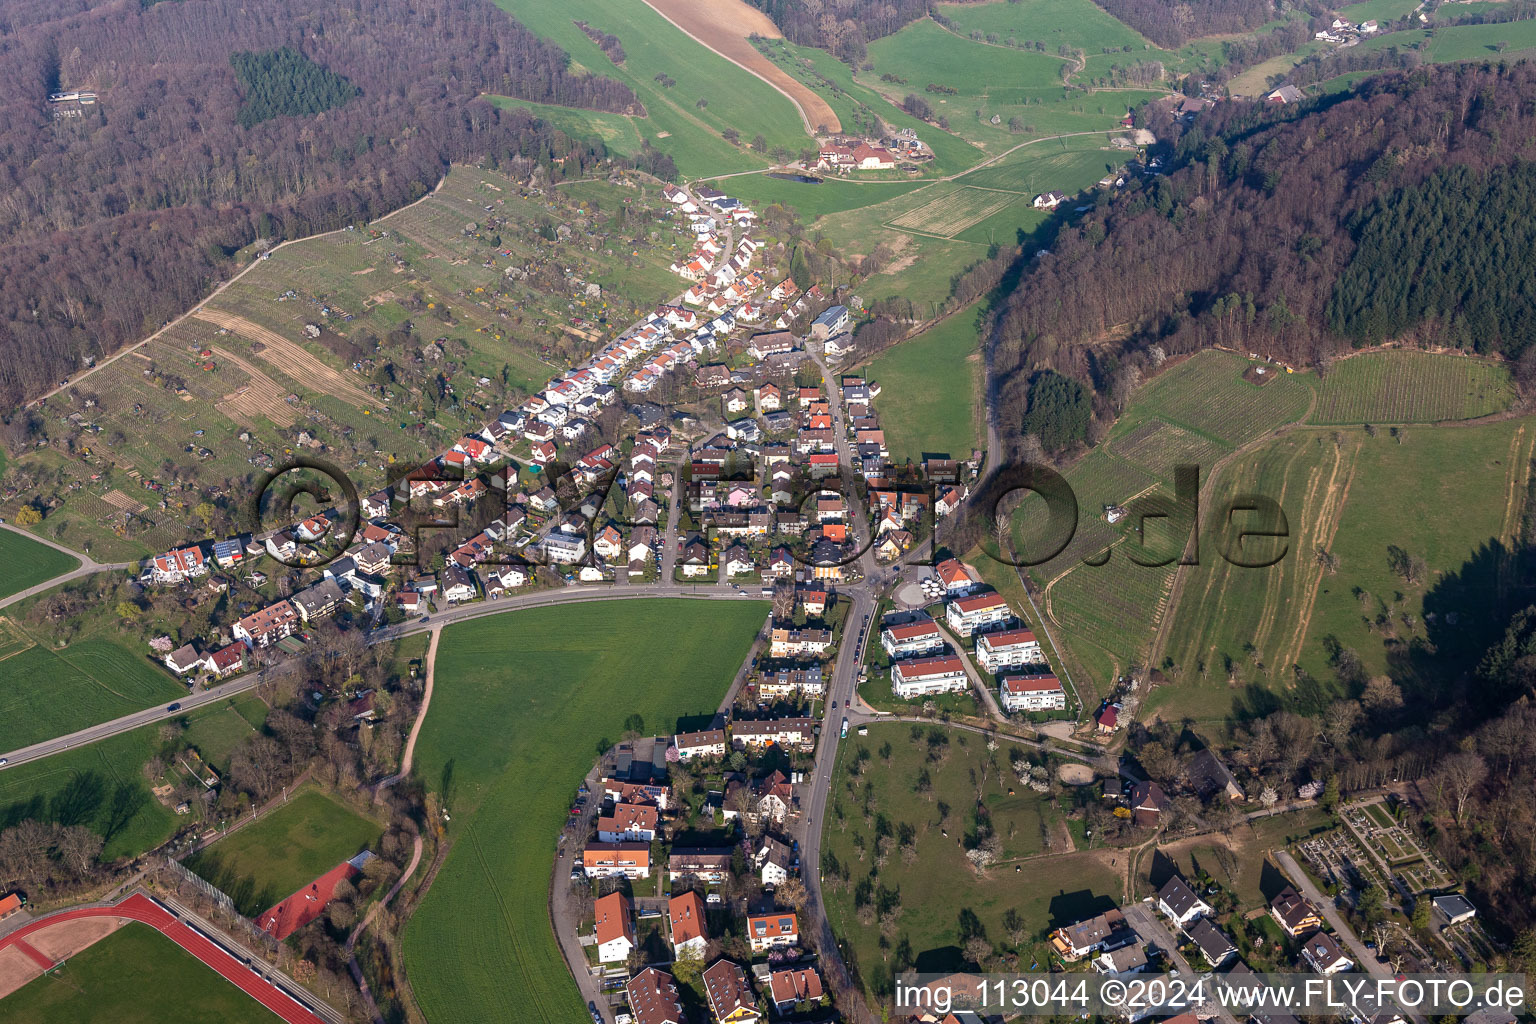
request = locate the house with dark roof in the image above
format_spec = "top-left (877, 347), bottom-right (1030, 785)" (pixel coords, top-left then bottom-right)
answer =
top-left (702, 959), bottom-right (760, 1024)
top-left (1188, 917), bottom-right (1236, 967)
top-left (1300, 930), bottom-right (1353, 974)
top-left (1157, 875), bottom-right (1212, 928)
top-left (1129, 779), bottom-right (1169, 827)
top-left (1270, 885), bottom-right (1323, 937)
top-left (627, 967), bottom-right (685, 1024)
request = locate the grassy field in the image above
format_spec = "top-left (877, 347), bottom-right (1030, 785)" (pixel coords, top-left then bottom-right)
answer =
top-left (186, 787), bottom-right (383, 909)
top-left (182, 695), bottom-right (269, 772)
top-left (1308, 351), bottom-right (1514, 424)
top-left (0, 696), bottom-right (272, 861)
top-left (0, 631), bottom-right (185, 753)
top-left (0, 530), bottom-right (79, 601)
top-left (491, 0), bottom-right (806, 177)
top-left (1338, 0), bottom-right (1421, 23)
top-left (863, 306), bottom-right (984, 462)
top-left (401, 600), bottom-right (767, 1024)
top-left (0, 922), bottom-right (279, 1024)
top-left (1149, 419), bottom-right (1532, 724)
top-left (715, 174), bottom-right (926, 221)
top-left (821, 722), bottom-right (1121, 997)
top-left (936, 0), bottom-right (1156, 53)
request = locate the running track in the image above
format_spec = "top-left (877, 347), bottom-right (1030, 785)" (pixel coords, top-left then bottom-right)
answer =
top-left (0, 892), bottom-right (325, 1024)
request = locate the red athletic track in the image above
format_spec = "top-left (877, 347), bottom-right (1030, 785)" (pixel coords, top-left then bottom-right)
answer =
top-left (0, 892), bottom-right (326, 1024)
top-left (259, 861), bottom-right (358, 941)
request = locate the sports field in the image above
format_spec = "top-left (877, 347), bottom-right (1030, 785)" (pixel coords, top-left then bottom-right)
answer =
top-left (1308, 350), bottom-right (1513, 424)
top-left (821, 722), bottom-right (1121, 997)
top-left (186, 788), bottom-right (383, 913)
top-left (0, 529), bottom-right (79, 601)
top-left (0, 631), bottom-right (185, 753)
top-left (401, 599), bottom-right (766, 1024)
top-left (863, 306), bottom-right (984, 463)
top-left (0, 922), bottom-right (279, 1024)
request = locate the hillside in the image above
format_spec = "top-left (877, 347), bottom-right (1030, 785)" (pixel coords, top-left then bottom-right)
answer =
top-left (0, 0), bottom-right (640, 413)
top-left (993, 64), bottom-right (1536, 451)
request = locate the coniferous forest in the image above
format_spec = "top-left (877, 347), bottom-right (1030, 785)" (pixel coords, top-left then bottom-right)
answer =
top-left (992, 64), bottom-right (1536, 450)
top-left (0, 0), bottom-right (642, 410)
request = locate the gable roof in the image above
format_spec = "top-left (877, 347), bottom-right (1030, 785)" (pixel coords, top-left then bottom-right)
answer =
top-left (594, 891), bottom-right (632, 948)
top-left (702, 959), bottom-right (756, 1020)
top-left (669, 891), bottom-right (708, 946)
top-left (1158, 875), bottom-right (1204, 919)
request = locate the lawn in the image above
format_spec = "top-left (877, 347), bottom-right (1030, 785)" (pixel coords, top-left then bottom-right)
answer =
top-left (1308, 350), bottom-right (1514, 425)
top-left (400, 599), bottom-right (768, 1024)
top-left (863, 305), bottom-right (984, 463)
top-left (0, 635), bottom-right (186, 753)
top-left (182, 695), bottom-right (269, 772)
top-left (185, 787), bottom-right (383, 912)
top-left (0, 529), bottom-right (79, 601)
top-left (0, 922), bottom-right (279, 1024)
top-left (821, 721), bottom-right (1121, 998)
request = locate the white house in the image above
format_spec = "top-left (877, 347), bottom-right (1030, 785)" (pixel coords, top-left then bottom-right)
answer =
top-left (946, 592), bottom-right (1012, 637)
top-left (593, 892), bottom-right (635, 964)
top-left (891, 656), bottom-right (968, 698)
top-left (1156, 876), bottom-right (1212, 929)
top-left (1000, 675), bottom-right (1067, 712)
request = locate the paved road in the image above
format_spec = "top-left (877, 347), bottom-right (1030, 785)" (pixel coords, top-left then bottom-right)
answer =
top-left (1274, 849), bottom-right (1422, 1022)
top-left (1121, 902), bottom-right (1240, 1024)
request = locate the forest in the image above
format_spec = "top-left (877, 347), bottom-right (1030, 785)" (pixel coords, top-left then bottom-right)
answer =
top-left (0, 0), bottom-right (641, 413)
top-left (991, 64), bottom-right (1536, 452)
top-left (1093, 0), bottom-right (1284, 47)
top-left (745, 0), bottom-right (934, 62)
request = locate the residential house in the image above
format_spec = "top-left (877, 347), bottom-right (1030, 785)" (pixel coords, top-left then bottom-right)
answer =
top-left (731, 718), bottom-right (817, 750)
top-left (755, 836), bottom-right (795, 887)
top-left (597, 802), bottom-right (660, 843)
top-left (1130, 780), bottom-right (1169, 827)
top-left (1095, 702), bottom-right (1121, 734)
top-left (208, 643), bottom-right (245, 679)
top-left (999, 675), bottom-right (1067, 712)
top-left (1270, 886), bottom-right (1323, 937)
top-left (934, 557), bottom-right (981, 594)
top-left (212, 538), bottom-right (246, 568)
top-left (747, 331), bottom-right (796, 360)
top-left (668, 891), bottom-right (709, 959)
top-left (582, 842), bottom-right (650, 879)
top-left (164, 643), bottom-right (208, 677)
top-left (291, 579), bottom-right (346, 622)
top-left (881, 617), bottom-right (945, 659)
top-left (1189, 918), bottom-right (1236, 967)
top-left (669, 848), bottom-right (734, 885)
top-left (703, 960), bottom-right (760, 1024)
top-left (723, 545), bottom-right (755, 577)
top-left (975, 628), bottom-right (1046, 672)
top-left (745, 912), bottom-right (798, 953)
top-left (1187, 747), bottom-right (1245, 802)
top-left (680, 539), bottom-right (711, 577)
top-left (628, 967), bottom-right (686, 1024)
top-left (891, 655), bottom-right (968, 698)
top-left (769, 627), bottom-right (832, 658)
top-left (758, 665), bottom-right (824, 701)
top-left (768, 967), bottom-right (823, 1013)
top-left (1268, 85), bottom-right (1305, 104)
top-left (1050, 909), bottom-right (1133, 960)
top-left (542, 532), bottom-right (587, 565)
top-left (593, 892), bottom-right (635, 964)
top-left (233, 601), bottom-right (298, 648)
top-left (674, 729), bottom-right (728, 761)
top-left (945, 592), bottom-right (1011, 637)
top-left (1157, 875), bottom-right (1212, 928)
top-left (440, 564), bottom-right (476, 603)
top-left (753, 770), bottom-right (795, 823)
top-left (150, 545), bottom-right (209, 584)
top-left (1300, 930), bottom-right (1353, 974)
top-left (799, 589), bottom-right (827, 617)
top-left (1095, 943), bottom-right (1148, 975)
top-left (1033, 191), bottom-right (1067, 209)
top-left (593, 525), bottom-right (624, 563)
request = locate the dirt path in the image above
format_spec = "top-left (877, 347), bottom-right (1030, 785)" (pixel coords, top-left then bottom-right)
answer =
top-left (191, 310), bottom-right (376, 408)
top-left (1277, 442), bottom-right (1357, 671)
top-left (24, 178), bottom-right (447, 411)
top-left (381, 626), bottom-right (439, 789)
top-left (636, 0), bottom-right (839, 134)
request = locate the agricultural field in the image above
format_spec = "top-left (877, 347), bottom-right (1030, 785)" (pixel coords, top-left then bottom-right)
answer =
top-left (936, 0), bottom-right (1158, 55)
top-left (1113, 351), bottom-right (1314, 449)
top-left (401, 599), bottom-right (767, 1024)
top-left (890, 187), bottom-right (1024, 237)
top-left (0, 628), bottom-right (185, 753)
top-left (185, 787), bottom-right (383, 909)
top-left (954, 134), bottom-right (1137, 197)
top-left (8, 168), bottom-right (696, 557)
top-left (1337, 0), bottom-right (1421, 24)
top-left (821, 722), bottom-right (1122, 998)
top-left (488, 0), bottom-right (807, 177)
top-left (1308, 351), bottom-right (1514, 425)
top-left (0, 529), bottom-right (78, 601)
top-left (714, 174), bottom-right (926, 221)
top-left (0, 922), bottom-right (279, 1024)
top-left (1148, 419), bottom-right (1533, 724)
top-left (863, 305), bottom-right (985, 463)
